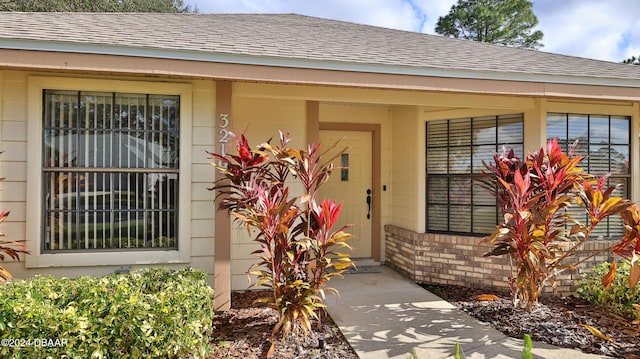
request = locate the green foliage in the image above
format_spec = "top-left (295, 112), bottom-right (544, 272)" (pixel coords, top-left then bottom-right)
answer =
top-left (613, 205), bottom-right (640, 289)
top-left (453, 341), bottom-right (464, 359)
top-left (435, 0), bottom-right (543, 49)
top-left (522, 333), bottom-right (532, 359)
top-left (623, 56), bottom-right (640, 65)
top-left (209, 132), bottom-right (353, 339)
top-left (0, 0), bottom-right (197, 12)
top-left (0, 267), bottom-right (214, 358)
top-left (481, 139), bottom-right (631, 309)
top-left (576, 261), bottom-right (640, 321)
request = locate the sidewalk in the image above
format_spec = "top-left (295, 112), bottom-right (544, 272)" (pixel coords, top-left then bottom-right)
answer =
top-left (324, 265), bottom-right (608, 359)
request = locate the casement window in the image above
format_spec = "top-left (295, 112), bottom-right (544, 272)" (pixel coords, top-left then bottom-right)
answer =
top-left (42, 90), bottom-right (180, 251)
top-left (547, 113), bottom-right (631, 238)
top-left (426, 114), bottom-right (524, 234)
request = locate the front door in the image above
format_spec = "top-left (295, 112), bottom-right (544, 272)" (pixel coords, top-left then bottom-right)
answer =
top-left (319, 130), bottom-right (372, 258)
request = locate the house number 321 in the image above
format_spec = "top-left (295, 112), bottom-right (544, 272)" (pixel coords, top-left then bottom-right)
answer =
top-left (218, 113), bottom-right (230, 166)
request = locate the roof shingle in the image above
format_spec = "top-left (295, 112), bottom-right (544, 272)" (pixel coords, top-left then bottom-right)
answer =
top-left (1, 12), bottom-right (640, 82)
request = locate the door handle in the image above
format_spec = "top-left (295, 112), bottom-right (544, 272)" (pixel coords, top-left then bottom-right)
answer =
top-left (366, 189), bottom-right (371, 219)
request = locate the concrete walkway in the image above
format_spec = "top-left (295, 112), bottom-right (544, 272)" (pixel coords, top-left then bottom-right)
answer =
top-left (325, 265), bottom-right (609, 359)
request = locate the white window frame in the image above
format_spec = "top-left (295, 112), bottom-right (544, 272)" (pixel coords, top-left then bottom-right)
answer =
top-left (26, 77), bottom-right (192, 268)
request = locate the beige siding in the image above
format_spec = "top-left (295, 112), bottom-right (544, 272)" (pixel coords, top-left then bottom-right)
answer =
top-left (0, 71), bottom-right (215, 286)
top-left (190, 80), bottom-right (216, 285)
top-left (0, 71), bottom-right (28, 279)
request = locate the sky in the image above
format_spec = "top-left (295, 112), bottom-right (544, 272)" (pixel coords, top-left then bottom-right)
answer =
top-left (185, 0), bottom-right (640, 63)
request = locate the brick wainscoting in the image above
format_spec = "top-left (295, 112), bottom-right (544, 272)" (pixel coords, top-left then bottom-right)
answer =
top-left (384, 224), bottom-right (614, 296)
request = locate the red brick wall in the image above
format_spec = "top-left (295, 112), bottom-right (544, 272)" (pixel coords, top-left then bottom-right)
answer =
top-left (384, 225), bottom-right (614, 296)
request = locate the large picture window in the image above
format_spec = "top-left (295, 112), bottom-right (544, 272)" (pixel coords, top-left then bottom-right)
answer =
top-left (426, 114), bottom-right (524, 234)
top-left (42, 90), bottom-right (180, 251)
top-left (547, 113), bottom-right (630, 238)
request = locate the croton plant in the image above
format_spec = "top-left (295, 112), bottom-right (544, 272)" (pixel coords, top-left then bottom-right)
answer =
top-left (482, 138), bottom-right (639, 309)
top-left (208, 131), bottom-right (353, 345)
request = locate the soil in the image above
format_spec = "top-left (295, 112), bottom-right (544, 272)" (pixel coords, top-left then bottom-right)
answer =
top-left (207, 286), bottom-right (640, 359)
top-left (208, 290), bottom-right (358, 359)
top-left (425, 284), bottom-right (640, 359)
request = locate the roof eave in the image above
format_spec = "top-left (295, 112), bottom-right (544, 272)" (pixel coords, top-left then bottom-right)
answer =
top-left (1, 38), bottom-right (637, 89)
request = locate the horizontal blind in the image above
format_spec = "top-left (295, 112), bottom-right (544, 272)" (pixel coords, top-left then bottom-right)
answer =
top-left (426, 114), bottom-right (524, 234)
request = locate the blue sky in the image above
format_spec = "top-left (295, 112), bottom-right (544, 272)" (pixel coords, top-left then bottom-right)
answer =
top-left (185, 0), bottom-right (640, 63)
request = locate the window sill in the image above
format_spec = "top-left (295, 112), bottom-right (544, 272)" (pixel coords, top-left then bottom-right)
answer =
top-left (25, 250), bottom-right (190, 268)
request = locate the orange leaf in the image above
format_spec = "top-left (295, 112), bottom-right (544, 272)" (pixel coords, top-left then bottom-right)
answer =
top-left (601, 261), bottom-right (616, 290)
top-left (266, 342), bottom-right (276, 358)
top-left (472, 294), bottom-right (500, 301)
top-left (629, 261), bottom-right (640, 289)
top-left (580, 324), bottom-right (614, 342)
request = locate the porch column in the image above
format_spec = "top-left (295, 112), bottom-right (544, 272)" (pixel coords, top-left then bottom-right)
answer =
top-left (306, 100), bottom-right (320, 145)
top-left (523, 98), bottom-right (546, 153)
top-left (214, 81), bottom-right (232, 310)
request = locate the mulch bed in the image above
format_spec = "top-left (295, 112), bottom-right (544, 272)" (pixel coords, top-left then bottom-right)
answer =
top-left (424, 284), bottom-right (640, 359)
top-left (207, 286), bottom-right (639, 359)
top-left (208, 290), bottom-right (358, 358)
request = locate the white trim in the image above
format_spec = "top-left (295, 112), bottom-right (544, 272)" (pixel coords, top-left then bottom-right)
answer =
top-left (2, 39), bottom-right (640, 89)
top-left (26, 76), bottom-right (192, 268)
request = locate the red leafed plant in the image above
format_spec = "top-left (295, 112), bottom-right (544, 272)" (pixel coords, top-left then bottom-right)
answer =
top-left (0, 179), bottom-right (30, 283)
top-left (612, 204), bottom-right (640, 289)
top-left (208, 131), bottom-right (353, 343)
top-left (481, 139), bottom-right (631, 309)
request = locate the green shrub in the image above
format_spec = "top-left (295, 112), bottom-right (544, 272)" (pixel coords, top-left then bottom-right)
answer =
top-left (0, 267), bottom-right (214, 358)
top-left (576, 260), bottom-right (640, 321)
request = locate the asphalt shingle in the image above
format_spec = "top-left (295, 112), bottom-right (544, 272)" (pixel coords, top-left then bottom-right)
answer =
top-left (1, 12), bottom-right (640, 81)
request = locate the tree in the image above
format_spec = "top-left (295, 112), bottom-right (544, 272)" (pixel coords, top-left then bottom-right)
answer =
top-left (623, 55), bottom-right (640, 65)
top-left (0, 0), bottom-right (197, 12)
top-left (435, 0), bottom-right (543, 49)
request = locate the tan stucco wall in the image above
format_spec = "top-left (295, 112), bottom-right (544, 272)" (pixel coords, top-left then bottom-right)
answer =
top-left (0, 70), bottom-right (216, 285)
top-left (390, 105), bottom-right (422, 232)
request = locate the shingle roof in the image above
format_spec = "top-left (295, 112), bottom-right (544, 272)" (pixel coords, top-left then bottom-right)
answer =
top-left (1, 12), bottom-right (640, 83)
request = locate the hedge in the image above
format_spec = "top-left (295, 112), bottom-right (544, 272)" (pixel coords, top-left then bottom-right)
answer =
top-left (0, 267), bottom-right (214, 358)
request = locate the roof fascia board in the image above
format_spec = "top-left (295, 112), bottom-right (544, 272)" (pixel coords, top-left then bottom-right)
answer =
top-left (1, 38), bottom-right (637, 89)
